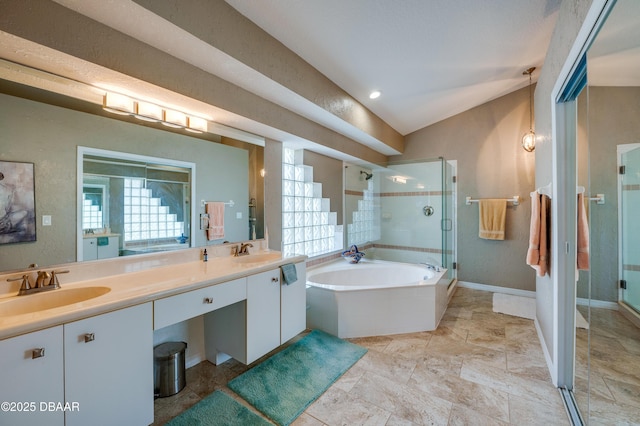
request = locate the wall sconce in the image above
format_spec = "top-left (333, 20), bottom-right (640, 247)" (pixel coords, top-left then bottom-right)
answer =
top-left (102, 92), bottom-right (209, 134)
top-left (259, 168), bottom-right (266, 177)
top-left (522, 67), bottom-right (536, 152)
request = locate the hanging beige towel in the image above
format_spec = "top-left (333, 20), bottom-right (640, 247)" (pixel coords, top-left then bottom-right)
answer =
top-left (206, 202), bottom-right (225, 240)
top-left (577, 193), bottom-right (590, 270)
top-left (478, 199), bottom-right (507, 240)
top-left (526, 191), bottom-right (541, 266)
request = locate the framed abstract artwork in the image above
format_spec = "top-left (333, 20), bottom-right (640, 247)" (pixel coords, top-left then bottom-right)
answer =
top-left (0, 160), bottom-right (36, 244)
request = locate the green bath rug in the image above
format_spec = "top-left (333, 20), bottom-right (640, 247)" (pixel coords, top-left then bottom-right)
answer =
top-left (228, 329), bottom-right (367, 426)
top-left (165, 390), bottom-right (271, 426)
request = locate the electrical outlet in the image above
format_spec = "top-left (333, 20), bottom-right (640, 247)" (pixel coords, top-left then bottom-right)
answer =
top-left (42, 215), bottom-right (52, 226)
top-left (236, 212), bottom-right (242, 219)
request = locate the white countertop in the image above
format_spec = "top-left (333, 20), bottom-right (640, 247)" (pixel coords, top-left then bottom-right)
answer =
top-left (0, 251), bottom-right (306, 340)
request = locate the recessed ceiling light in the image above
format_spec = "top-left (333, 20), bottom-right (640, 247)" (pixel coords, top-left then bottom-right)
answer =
top-left (369, 91), bottom-right (381, 99)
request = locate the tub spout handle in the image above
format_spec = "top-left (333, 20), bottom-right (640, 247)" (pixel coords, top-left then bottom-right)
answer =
top-left (420, 263), bottom-right (441, 272)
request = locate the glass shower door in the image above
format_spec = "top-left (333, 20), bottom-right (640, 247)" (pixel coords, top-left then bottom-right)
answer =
top-left (442, 160), bottom-right (456, 280)
top-left (620, 144), bottom-right (640, 313)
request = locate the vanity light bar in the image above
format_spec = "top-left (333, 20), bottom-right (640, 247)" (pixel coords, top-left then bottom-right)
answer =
top-left (186, 116), bottom-right (207, 133)
top-left (162, 109), bottom-right (187, 128)
top-left (135, 101), bottom-right (163, 122)
top-left (103, 92), bottom-right (135, 115)
top-left (102, 93), bottom-right (208, 133)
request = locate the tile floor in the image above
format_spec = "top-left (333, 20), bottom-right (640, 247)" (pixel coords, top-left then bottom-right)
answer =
top-left (575, 305), bottom-right (640, 425)
top-left (153, 287), bottom-right (569, 425)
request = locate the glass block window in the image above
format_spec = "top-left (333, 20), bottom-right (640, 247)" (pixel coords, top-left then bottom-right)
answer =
top-left (282, 148), bottom-right (336, 257)
top-left (347, 180), bottom-right (380, 246)
top-left (82, 194), bottom-right (103, 229)
top-left (123, 178), bottom-right (184, 242)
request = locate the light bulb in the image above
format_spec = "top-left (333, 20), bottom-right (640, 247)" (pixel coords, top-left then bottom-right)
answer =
top-left (522, 130), bottom-right (536, 152)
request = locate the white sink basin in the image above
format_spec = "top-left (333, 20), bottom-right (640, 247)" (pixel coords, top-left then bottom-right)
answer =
top-left (0, 286), bottom-right (111, 317)
top-left (232, 253), bottom-right (281, 264)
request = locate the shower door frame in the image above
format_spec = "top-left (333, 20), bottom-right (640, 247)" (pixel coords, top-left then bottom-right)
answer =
top-left (618, 143), bottom-right (640, 320)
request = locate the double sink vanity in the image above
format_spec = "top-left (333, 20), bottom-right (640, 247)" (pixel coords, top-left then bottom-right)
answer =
top-left (0, 246), bottom-right (306, 426)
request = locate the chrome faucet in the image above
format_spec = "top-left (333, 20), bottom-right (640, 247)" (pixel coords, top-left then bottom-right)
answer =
top-left (420, 262), bottom-right (441, 272)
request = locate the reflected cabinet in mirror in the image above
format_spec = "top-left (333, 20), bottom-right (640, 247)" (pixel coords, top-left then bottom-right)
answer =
top-left (0, 85), bottom-right (265, 272)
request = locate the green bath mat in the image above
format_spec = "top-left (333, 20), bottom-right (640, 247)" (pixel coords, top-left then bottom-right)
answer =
top-left (228, 329), bottom-right (367, 426)
top-left (165, 390), bottom-right (271, 426)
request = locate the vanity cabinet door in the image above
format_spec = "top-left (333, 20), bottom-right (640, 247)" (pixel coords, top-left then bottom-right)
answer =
top-left (82, 238), bottom-right (98, 261)
top-left (64, 303), bottom-right (153, 426)
top-left (0, 326), bottom-right (64, 426)
top-left (246, 268), bottom-right (282, 363)
top-left (281, 262), bottom-right (307, 344)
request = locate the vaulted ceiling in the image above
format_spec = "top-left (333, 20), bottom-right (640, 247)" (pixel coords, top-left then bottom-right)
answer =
top-left (0, 1), bottom-right (569, 159)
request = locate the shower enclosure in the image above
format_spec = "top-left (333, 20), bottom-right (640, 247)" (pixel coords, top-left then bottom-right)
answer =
top-left (619, 144), bottom-right (640, 314)
top-left (344, 157), bottom-right (456, 281)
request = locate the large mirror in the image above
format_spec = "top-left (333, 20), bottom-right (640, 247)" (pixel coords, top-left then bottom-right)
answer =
top-left (573, 0), bottom-right (640, 422)
top-left (0, 79), bottom-right (265, 272)
top-left (78, 148), bottom-right (196, 260)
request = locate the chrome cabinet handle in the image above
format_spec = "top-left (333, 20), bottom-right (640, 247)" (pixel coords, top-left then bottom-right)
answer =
top-left (32, 348), bottom-right (45, 359)
top-left (271, 277), bottom-right (279, 283)
top-left (84, 333), bottom-right (95, 343)
top-left (203, 297), bottom-right (214, 304)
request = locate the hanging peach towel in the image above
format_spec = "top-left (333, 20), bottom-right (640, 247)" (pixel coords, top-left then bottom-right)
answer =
top-left (526, 192), bottom-right (549, 277)
top-left (206, 202), bottom-right (225, 240)
top-left (478, 199), bottom-right (507, 240)
top-left (577, 193), bottom-right (590, 270)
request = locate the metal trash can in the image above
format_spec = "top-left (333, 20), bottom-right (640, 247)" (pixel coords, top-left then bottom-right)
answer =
top-left (154, 341), bottom-right (187, 398)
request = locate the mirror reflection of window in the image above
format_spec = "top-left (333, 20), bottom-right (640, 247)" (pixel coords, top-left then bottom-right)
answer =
top-left (80, 148), bottom-right (194, 260)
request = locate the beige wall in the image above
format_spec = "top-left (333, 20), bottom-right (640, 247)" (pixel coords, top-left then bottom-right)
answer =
top-left (264, 138), bottom-right (283, 251)
top-left (396, 85), bottom-right (536, 291)
top-left (303, 151), bottom-right (344, 226)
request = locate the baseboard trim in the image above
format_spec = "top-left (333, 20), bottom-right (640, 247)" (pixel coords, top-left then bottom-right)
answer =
top-left (457, 281), bottom-right (535, 298)
top-left (576, 297), bottom-right (618, 310)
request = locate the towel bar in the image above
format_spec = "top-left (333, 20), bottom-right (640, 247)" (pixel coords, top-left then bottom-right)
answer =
top-left (465, 196), bottom-right (520, 206)
top-left (200, 199), bottom-right (235, 207)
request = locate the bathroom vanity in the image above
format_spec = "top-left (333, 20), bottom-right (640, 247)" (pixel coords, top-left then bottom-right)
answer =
top-left (0, 248), bottom-right (306, 426)
top-left (82, 234), bottom-right (120, 260)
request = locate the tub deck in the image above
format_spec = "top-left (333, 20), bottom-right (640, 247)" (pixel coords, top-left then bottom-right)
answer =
top-left (306, 259), bottom-right (451, 338)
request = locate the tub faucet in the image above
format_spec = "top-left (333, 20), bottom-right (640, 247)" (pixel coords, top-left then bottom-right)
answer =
top-left (420, 263), bottom-right (441, 272)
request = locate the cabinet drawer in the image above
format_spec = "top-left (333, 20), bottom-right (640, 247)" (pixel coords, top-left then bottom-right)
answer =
top-left (154, 278), bottom-right (246, 329)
